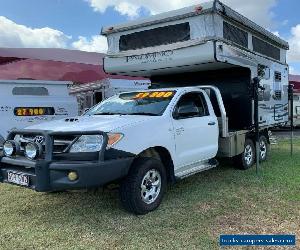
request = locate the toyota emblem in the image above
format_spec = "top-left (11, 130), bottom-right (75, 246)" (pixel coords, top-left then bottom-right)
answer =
top-left (33, 136), bottom-right (45, 144)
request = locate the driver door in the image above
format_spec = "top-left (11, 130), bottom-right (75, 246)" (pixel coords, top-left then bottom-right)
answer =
top-left (172, 91), bottom-right (218, 170)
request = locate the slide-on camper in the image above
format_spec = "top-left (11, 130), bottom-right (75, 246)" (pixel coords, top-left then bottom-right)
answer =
top-left (0, 1), bottom-right (289, 214)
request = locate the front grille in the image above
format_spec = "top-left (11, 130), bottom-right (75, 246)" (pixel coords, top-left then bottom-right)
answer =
top-left (20, 135), bottom-right (77, 154)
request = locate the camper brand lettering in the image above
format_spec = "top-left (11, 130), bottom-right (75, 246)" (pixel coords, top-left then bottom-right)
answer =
top-left (126, 50), bottom-right (174, 63)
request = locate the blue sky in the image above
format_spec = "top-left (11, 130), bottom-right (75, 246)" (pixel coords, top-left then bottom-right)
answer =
top-left (0, 0), bottom-right (299, 73)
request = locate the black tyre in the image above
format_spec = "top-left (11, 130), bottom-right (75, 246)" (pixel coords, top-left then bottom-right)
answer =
top-left (234, 138), bottom-right (256, 170)
top-left (120, 157), bottom-right (167, 215)
top-left (0, 135), bottom-right (4, 149)
top-left (259, 135), bottom-right (269, 162)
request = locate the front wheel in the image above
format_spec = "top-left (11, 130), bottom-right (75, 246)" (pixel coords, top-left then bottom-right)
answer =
top-left (119, 157), bottom-right (167, 215)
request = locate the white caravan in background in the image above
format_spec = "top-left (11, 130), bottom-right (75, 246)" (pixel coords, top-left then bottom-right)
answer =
top-left (70, 78), bottom-right (151, 113)
top-left (0, 80), bottom-right (78, 147)
top-left (292, 93), bottom-right (300, 127)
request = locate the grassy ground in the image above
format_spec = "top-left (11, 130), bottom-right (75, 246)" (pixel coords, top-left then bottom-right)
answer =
top-left (0, 140), bottom-right (299, 250)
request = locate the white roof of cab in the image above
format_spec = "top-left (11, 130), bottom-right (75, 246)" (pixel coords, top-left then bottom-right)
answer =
top-left (102, 0), bottom-right (288, 49)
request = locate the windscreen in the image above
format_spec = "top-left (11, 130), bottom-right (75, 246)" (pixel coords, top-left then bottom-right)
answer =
top-left (86, 91), bottom-right (176, 116)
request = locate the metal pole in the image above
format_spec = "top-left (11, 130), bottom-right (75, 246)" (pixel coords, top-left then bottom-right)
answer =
top-left (288, 84), bottom-right (294, 156)
top-left (253, 77), bottom-right (260, 175)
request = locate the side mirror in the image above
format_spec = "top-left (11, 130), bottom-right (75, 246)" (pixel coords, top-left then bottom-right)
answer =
top-left (174, 105), bottom-right (199, 120)
top-left (82, 108), bottom-right (90, 115)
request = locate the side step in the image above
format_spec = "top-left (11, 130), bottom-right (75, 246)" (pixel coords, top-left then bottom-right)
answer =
top-left (176, 158), bottom-right (219, 179)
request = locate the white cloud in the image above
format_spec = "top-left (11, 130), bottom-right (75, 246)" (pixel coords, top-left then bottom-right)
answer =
top-left (86, 0), bottom-right (277, 28)
top-left (287, 24), bottom-right (300, 63)
top-left (289, 66), bottom-right (300, 75)
top-left (0, 16), bottom-right (70, 48)
top-left (71, 35), bottom-right (108, 53)
top-left (115, 2), bottom-right (140, 18)
top-left (0, 16), bottom-right (108, 53)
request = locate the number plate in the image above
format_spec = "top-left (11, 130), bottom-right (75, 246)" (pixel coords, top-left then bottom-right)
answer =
top-left (7, 171), bottom-right (30, 187)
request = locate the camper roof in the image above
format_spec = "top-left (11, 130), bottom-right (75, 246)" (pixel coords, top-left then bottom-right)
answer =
top-left (102, 0), bottom-right (288, 50)
top-left (0, 80), bottom-right (72, 85)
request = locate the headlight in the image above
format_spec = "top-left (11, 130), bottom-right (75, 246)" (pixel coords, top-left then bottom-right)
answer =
top-left (25, 142), bottom-right (42, 160)
top-left (69, 135), bottom-right (104, 153)
top-left (3, 140), bottom-right (20, 157)
top-left (69, 133), bottom-right (123, 153)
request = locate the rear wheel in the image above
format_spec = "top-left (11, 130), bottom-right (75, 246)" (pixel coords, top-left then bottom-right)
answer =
top-left (120, 157), bottom-right (167, 215)
top-left (234, 138), bottom-right (256, 170)
top-left (259, 135), bottom-right (269, 162)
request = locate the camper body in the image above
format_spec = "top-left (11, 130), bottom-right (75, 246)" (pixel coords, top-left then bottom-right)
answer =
top-left (0, 80), bottom-right (78, 147)
top-left (69, 78), bottom-right (150, 113)
top-left (0, 1), bottom-right (289, 214)
top-left (102, 0), bottom-right (289, 131)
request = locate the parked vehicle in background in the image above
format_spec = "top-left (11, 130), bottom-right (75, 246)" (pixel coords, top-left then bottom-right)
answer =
top-left (292, 94), bottom-right (300, 127)
top-left (69, 79), bottom-right (150, 114)
top-left (0, 80), bottom-right (78, 148)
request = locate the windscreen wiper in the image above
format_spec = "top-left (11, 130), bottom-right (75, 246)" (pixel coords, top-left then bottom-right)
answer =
top-left (94, 112), bottom-right (124, 115)
top-left (128, 112), bottom-right (159, 116)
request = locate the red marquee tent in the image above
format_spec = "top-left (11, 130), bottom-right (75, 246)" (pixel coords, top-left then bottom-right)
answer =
top-left (289, 75), bottom-right (300, 93)
top-left (0, 48), bottom-right (144, 83)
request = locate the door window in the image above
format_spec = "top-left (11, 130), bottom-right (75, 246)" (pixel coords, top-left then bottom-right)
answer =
top-left (174, 92), bottom-right (209, 119)
top-left (94, 91), bottom-right (103, 104)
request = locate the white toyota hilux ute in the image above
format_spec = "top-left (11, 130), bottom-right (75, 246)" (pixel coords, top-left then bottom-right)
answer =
top-left (0, 87), bottom-right (243, 214)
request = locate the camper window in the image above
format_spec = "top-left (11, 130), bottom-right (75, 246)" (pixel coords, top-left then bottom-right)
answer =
top-left (119, 23), bottom-right (190, 51)
top-left (12, 87), bottom-right (49, 96)
top-left (252, 37), bottom-right (280, 61)
top-left (223, 22), bottom-right (248, 48)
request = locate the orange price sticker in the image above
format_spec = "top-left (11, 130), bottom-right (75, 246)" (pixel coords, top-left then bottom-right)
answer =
top-left (134, 91), bottom-right (175, 99)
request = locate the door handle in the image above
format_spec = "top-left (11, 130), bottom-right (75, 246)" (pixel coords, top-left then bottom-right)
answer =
top-left (208, 122), bottom-right (216, 126)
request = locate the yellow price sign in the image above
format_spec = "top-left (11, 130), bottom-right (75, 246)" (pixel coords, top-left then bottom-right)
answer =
top-left (134, 91), bottom-right (175, 99)
top-left (14, 107), bottom-right (54, 116)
